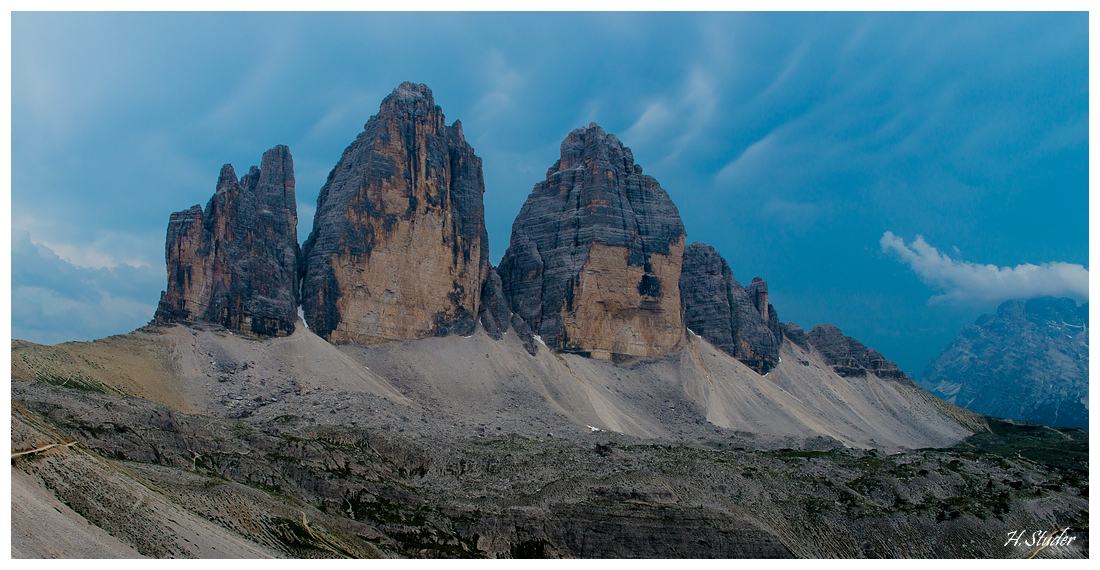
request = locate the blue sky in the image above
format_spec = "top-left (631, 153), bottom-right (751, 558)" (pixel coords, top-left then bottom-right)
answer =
top-left (10, 12), bottom-right (1088, 376)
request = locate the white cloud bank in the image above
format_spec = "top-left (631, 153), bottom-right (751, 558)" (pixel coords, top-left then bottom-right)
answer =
top-left (880, 231), bottom-right (1088, 305)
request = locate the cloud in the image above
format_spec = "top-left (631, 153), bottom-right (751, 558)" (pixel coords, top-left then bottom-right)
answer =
top-left (13, 213), bottom-right (161, 269)
top-left (624, 102), bottom-right (673, 142)
top-left (621, 65), bottom-right (718, 164)
top-left (11, 230), bottom-right (162, 345)
top-left (469, 50), bottom-right (526, 129)
top-left (880, 231), bottom-right (1088, 305)
top-left (715, 128), bottom-right (783, 185)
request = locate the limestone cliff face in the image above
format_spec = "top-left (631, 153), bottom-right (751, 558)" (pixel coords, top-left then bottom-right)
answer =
top-left (807, 324), bottom-right (908, 382)
top-left (154, 145), bottom-right (299, 337)
top-left (498, 123), bottom-right (686, 359)
top-left (679, 243), bottom-right (780, 374)
top-left (300, 82), bottom-right (490, 344)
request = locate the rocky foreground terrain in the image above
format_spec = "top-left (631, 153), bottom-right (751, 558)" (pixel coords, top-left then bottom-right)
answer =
top-left (922, 297), bottom-right (1089, 429)
top-left (10, 323), bottom-right (1089, 558)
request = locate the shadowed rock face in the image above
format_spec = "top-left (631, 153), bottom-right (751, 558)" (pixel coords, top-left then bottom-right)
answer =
top-left (921, 297), bottom-right (1089, 428)
top-left (679, 243), bottom-right (780, 374)
top-left (154, 145), bottom-right (299, 337)
top-left (781, 322), bottom-right (810, 351)
top-left (807, 324), bottom-right (908, 382)
top-left (478, 266), bottom-right (510, 341)
top-left (300, 82), bottom-right (490, 344)
top-left (498, 123), bottom-right (686, 359)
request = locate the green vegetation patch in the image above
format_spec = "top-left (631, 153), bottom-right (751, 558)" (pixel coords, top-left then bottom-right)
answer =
top-left (953, 418), bottom-right (1088, 473)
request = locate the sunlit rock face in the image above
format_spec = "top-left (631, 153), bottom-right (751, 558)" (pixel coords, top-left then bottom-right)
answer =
top-left (300, 82), bottom-right (489, 344)
top-left (154, 145), bottom-right (300, 337)
top-left (498, 123), bottom-right (686, 359)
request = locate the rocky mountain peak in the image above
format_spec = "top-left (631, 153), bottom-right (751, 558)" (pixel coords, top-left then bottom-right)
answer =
top-left (552, 122), bottom-right (636, 174)
top-left (154, 145), bottom-right (300, 337)
top-left (300, 83), bottom-right (489, 344)
top-left (215, 164), bottom-right (238, 193)
top-left (922, 296), bottom-right (1088, 428)
top-left (375, 82), bottom-right (444, 127)
top-left (498, 124), bottom-right (686, 359)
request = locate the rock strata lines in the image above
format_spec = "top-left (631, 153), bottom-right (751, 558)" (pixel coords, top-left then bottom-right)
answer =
top-left (498, 123), bottom-right (686, 359)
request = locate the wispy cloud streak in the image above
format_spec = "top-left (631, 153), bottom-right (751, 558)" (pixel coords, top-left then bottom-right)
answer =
top-left (880, 231), bottom-right (1088, 305)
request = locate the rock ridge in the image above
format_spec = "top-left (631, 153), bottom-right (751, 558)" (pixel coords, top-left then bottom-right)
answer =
top-left (806, 324), bottom-right (909, 382)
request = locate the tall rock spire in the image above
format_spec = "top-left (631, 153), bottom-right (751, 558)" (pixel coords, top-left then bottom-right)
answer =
top-left (300, 82), bottom-right (490, 344)
top-left (154, 145), bottom-right (300, 337)
top-left (498, 123), bottom-right (686, 359)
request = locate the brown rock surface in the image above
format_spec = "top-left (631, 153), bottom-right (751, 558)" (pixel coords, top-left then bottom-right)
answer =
top-left (153, 146), bottom-right (300, 337)
top-left (497, 123), bottom-right (686, 359)
top-left (561, 241), bottom-right (686, 359)
top-left (300, 82), bottom-right (489, 344)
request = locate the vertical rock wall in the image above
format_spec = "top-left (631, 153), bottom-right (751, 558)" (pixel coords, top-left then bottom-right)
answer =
top-left (154, 145), bottom-right (300, 337)
top-left (300, 82), bottom-right (489, 344)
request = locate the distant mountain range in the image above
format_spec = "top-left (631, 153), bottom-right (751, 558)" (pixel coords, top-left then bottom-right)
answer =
top-left (921, 297), bottom-right (1088, 428)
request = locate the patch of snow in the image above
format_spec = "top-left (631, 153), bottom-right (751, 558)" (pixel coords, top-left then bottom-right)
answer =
top-left (534, 335), bottom-right (547, 347)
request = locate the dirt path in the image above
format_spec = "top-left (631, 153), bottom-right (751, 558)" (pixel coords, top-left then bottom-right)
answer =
top-left (11, 441), bottom-right (77, 459)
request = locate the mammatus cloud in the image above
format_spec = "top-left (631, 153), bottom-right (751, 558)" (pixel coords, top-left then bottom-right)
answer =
top-left (880, 231), bottom-right (1088, 305)
top-left (11, 230), bottom-right (162, 345)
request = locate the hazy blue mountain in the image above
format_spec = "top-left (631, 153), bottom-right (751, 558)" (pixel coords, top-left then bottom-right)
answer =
top-left (921, 297), bottom-right (1088, 428)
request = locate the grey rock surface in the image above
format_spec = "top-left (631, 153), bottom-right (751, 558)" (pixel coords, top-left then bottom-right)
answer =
top-left (498, 123), bottom-right (686, 358)
top-left (678, 242), bottom-right (780, 374)
top-left (12, 373), bottom-right (1088, 559)
top-left (781, 322), bottom-right (810, 351)
top-left (807, 324), bottom-right (909, 382)
top-left (921, 297), bottom-right (1089, 428)
top-left (300, 82), bottom-right (489, 344)
top-left (478, 266), bottom-right (511, 341)
top-left (154, 145), bottom-right (299, 337)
